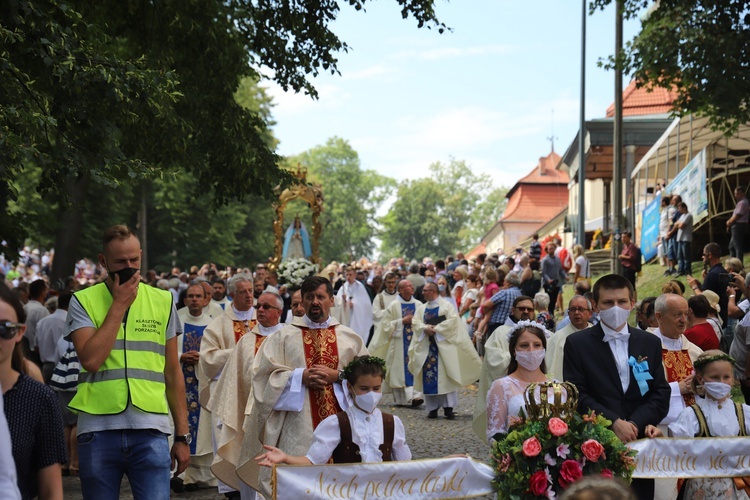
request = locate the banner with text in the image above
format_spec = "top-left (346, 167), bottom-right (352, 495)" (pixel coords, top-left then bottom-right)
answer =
top-left (272, 456), bottom-right (494, 500)
top-left (629, 437), bottom-right (750, 478)
top-left (639, 195), bottom-right (662, 261)
top-left (668, 147), bottom-right (709, 223)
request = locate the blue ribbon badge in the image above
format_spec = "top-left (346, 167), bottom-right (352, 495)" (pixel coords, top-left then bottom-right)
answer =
top-left (628, 356), bottom-right (653, 396)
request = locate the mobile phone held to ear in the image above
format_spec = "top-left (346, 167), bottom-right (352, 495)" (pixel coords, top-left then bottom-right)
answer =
top-left (112, 267), bottom-right (139, 284)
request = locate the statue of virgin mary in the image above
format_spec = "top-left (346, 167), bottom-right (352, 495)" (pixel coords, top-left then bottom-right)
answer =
top-left (282, 216), bottom-right (312, 261)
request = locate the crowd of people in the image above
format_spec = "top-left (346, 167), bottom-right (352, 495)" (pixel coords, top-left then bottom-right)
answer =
top-left (1, 219), bottom-right (750, 500)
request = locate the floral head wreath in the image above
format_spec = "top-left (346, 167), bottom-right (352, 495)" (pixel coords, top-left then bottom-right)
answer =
top-left (693, 353), bottom-right (736, 371)
top-left (341, 355), bottom-right (387, 381)
top-left (506, 319), bottom-right (553, 344)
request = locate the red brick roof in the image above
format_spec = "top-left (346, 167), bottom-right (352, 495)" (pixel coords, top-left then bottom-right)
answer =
top-left (501, 151), bottom-right (569, 223)
top-left (605, 80), bottom-right (677, 117)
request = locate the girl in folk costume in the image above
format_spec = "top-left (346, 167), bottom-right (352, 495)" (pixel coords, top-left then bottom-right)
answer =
top-left (255, 356), bottom-right (411, 465)
top-left (646, 351), bottom-right (750, 499)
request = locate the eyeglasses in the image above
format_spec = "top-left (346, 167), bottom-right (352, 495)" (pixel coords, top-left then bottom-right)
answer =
top-left (568, 307), bottom-right (590, 313)
top-left (257, 303), bottom-right (280, 311)
top-left (515, 307), bottom-right (534, 312)
top-left (0, 322), bottom-right (23, 340)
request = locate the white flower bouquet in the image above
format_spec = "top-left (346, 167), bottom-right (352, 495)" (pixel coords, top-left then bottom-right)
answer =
top-left (278, 258), bottom-right (319, 287)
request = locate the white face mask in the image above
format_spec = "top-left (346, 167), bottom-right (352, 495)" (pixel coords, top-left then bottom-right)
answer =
top-left (703, 381), bottom-right (732, 400)
top-left (599, 305), bottom-right (631, 331)
top-left (352, 391), bottom-right (382, 414)
top-left (515, 349), bottom-right (546, 371)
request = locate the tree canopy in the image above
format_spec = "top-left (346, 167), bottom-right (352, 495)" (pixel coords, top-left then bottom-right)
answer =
top-left (1, 0), bottom-right (445, 278)
top-left (593, 0), bottom-right (750, 134)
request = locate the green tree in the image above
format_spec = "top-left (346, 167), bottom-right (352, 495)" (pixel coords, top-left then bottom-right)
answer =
top-left (379, 159), bottom-right (507, 259)
top-left (593, 0), bottom-right (750, 134)
top-left (2, 0), bottom-right (444, 279)
top-left (287, 137), bottom-right (395, 262)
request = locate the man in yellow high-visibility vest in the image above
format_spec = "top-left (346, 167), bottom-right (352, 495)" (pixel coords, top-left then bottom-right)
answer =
top-left (66, 225), bottom-right (189, 499)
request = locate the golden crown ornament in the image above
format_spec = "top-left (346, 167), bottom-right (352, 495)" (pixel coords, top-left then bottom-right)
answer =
top-left (523, 381), bottom-right (579, 421)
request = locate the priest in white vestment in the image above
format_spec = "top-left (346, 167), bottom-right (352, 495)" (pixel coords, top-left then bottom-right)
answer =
top-left (546, 295), bottom-right (592, 380)
top-left (473, 295), bottom-right (535, 441)
top-left (211, 278), bottom-right (232, 310)
top-left (176, 284), bottom-right (216, 488)
top-left (652, 293), bottom-right (703, 500)
top-left (199, 273), bottom-right (257, 497)
top-left (206, 291), bottom-right (285, 495)
top-left (238, 276), bottom-right (367, 498)
top-left (370, 279), bottom-right (423, 406)
top-left (408, 282), bottom-right (481, 420)
top-left (335, 267), bottom-right (373, 343)
top-left (198, 280), bottom-right (225, 319)
top-left (370, 272), bottom-right (399, 344)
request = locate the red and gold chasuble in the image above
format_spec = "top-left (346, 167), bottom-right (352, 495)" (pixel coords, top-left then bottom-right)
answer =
top-left (301, 326), bottom-right (342, 429)
top-left (232, 319), bottom-right (257, 344)
top-left (662, 348), bottom-right (695, 407)
top-left (254, 334), bottom-right (267, 355)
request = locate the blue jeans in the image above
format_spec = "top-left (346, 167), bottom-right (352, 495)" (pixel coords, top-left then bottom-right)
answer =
top-left (77, 429), bottom-right (171, 500)
top-left (678, 241), bottom-right (692, 274)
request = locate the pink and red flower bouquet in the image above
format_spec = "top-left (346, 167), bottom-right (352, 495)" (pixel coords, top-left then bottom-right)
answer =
top-left (490, 412), bottom-right (636, 499)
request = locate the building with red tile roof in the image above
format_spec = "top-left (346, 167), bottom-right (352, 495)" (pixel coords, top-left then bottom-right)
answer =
top-left (479, 151), bottom-right (569, 254)
top-left (605, 80), bottom-right (677, 118)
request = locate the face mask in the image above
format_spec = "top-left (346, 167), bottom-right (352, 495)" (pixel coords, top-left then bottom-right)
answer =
top-left (426, 277), bottom-right (435, 283)
top-left (515, 349), bottom-right (546, 371)
top-left (703, 381), bottom-right (732, 400)
top-left (109, 267), bottom-right (139, 285)
top-left (438, 284), bottom-right (446, 292)
top-left (352, 391), bottom-right (382, 414)
top-left (598, 306), bottom-right (631, 330)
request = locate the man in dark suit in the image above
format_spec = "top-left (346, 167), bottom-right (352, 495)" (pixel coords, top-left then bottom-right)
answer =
top-left (564, 274), bottom-right (670, 500)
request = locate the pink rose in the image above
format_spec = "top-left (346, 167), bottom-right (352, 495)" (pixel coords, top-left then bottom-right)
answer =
top-left (558, 459), bottom-right (583, 487)
top-left (548, 417), bottom-right (569, 437)
top-left (600, 469), bottom-right (613, 478)
top-left (522, 437), bottom-right (542, 457)
top-left (529, 470), bottom-right (549, 496)
top-left (581, 439), bottom-right (605, 462)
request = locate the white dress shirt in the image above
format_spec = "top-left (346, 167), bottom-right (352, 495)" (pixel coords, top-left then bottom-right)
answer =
top-left (601, 322), bottom-right (631, 393)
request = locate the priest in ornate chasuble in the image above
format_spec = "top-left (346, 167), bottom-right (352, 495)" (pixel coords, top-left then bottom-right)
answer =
top-left (206, 291), bottom-right (284, 494)
top-left (335, 266), bottom-right (373, 343)
top-left (239, 276), bottom-right (367, 497)
top-left (198, 273), bottom-right (257, 407)
top-left (371, 272), bottom-right (399, 344)
top-left (176, 284), bottom-right (216, 488)
top-left (472, 295), bottom-right (536, 441)
top-left (408, 282), bottom-right (480, 420)
top-left (653, 293), bottom-right (702, 500)
top-left (370, 279), bottom-right (423, 406)
top-left (546, 295), bottom-right (593, 381)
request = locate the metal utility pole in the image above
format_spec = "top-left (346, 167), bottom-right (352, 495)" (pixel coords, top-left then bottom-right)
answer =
top-left (612, 1), bottom-right (624, 274)
top-left (577, 0), bottom-right (587, 247)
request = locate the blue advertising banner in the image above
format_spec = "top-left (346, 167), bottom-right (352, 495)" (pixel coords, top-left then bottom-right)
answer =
top-left (640, 195), bottom-right (661, 261)
top-left (668, 148), bottom-right (708, 222)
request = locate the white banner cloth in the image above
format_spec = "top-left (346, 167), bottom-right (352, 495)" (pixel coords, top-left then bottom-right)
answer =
top-left (629, 437), bottom-right (750, 478)
top-left (272, 456), bottom-right (494, 500)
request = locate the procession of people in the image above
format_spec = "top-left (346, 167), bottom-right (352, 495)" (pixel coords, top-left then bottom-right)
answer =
top-left (2, 216), bottom-right (750, 500)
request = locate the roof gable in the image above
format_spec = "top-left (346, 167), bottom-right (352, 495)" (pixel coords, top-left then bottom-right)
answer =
top-left (606, 79), bottom-right (677, 118)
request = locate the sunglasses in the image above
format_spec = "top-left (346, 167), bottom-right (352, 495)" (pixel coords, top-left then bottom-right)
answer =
top-left (0, 322), bottom-right (23, 340)
top-left (257, 303), bottom-right (280, 310)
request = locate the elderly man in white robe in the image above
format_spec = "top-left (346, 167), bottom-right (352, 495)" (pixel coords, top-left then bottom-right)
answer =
top-left (335, 266), bottom-right (373, 343)
top-left (176, 283), bottom-right (216, 490)
top-left (546, 295), bottom-right (592, 380)
top-left (652, 293), bottom-right (703, 500)
top-left (370, 279), bottom-right (423, 407)
top-left (408, 282), bottom-right (481, 420)
top-left (239, 276), bottom-right (367, 498)
top-left (198, 273), bottom-right (257, 498)
top-left (472, 295), bottom-right (536, 441)
top-left (206, 291), bottom-right (285, 499)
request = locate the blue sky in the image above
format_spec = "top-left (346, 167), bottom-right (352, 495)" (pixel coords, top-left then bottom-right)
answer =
top-left (264, 0), bottom-right (642, 189)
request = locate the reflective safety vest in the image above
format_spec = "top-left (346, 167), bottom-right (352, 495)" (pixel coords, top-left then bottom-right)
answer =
top-left (69, 282), bottom-right (173, 415)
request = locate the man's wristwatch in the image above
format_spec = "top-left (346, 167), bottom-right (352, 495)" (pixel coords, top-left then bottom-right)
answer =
top-left (175, 433), bottom-right (192, 445)
top-left (338, 369), bottom-right (345, 382)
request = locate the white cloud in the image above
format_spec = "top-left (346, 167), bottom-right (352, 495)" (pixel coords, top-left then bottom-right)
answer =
top-left (393, 44), bottom-right (516, 61)
top-left (264, 81), bottom-right (352, 116)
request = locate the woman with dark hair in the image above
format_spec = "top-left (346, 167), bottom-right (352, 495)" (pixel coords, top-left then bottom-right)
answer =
top-left (685, 295), bottom-right (720, 351)
top-left (0, 282), bottom-right (66, 499)
top-left (486, 321), bottom-right (554, 442)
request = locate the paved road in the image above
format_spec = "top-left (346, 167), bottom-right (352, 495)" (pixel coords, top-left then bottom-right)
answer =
top-left (63, 384), bottom-right (493, 499)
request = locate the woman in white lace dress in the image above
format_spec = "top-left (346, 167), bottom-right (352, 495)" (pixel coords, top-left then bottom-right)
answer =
top-left (486, 321), bottom-right (552, 443)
